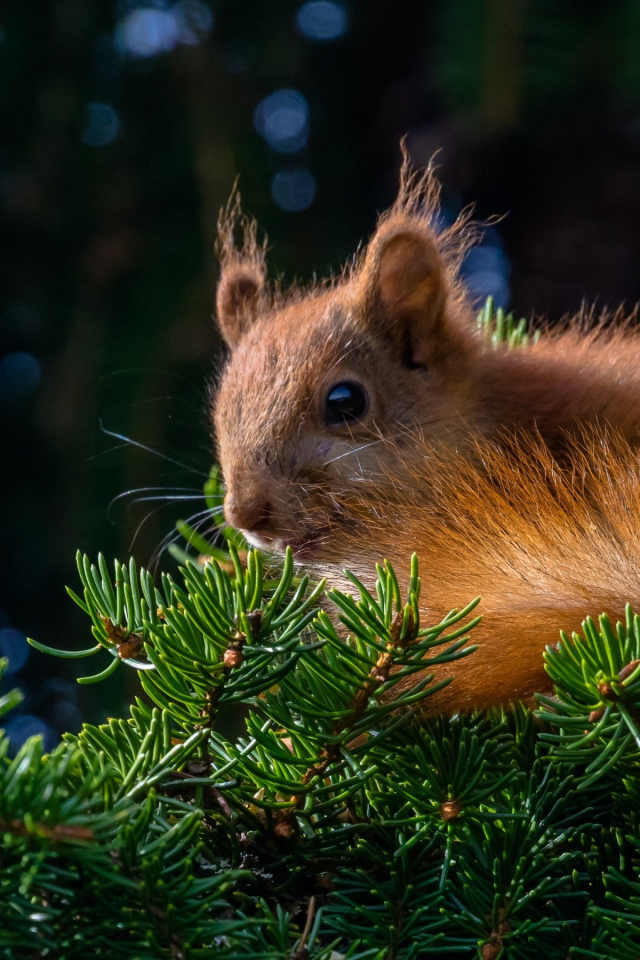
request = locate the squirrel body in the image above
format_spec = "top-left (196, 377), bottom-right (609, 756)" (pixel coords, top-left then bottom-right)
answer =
top-left (309, 429), bottom-right (640, 712)
top-left (211, 163), bottom-right (640, 711)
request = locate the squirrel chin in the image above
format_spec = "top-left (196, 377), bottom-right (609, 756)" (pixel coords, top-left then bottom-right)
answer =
top-left (242, 530), bottom-right (281, 553)
top-left (242, 528), bottom-right (332, 562)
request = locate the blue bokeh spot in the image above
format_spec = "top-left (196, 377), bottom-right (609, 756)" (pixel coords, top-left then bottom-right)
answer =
top-left (271, 168), bottom-right (316, 212)
top-left (0, 352), bottom-right (41, 402)
top-left (297, 1), bottom-right (348, 40)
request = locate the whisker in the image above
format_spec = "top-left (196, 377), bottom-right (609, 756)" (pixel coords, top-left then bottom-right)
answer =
top-left (323, 437), bottom-right (387, 466)
top-left (127, 500), bottom-right (203, 551)
top-left (124, 495), bottom-right (210, 519)
top-left (85, 442), bottom-right (134, 463)
top-left (112, 485), bottom-right (205, 500)
top-left (107, 485), bottom-right (213, 520)
top-left (150, 531), bottom-right (185, 571)
top-left (320, 412), bottom-right (469, 469)
top-left (149, 506), bottom-right (220, 569)
top-left (99, 420), bottom-right (208, 476)
top-left (145, 505), bottom-right (216, 562)
top-left (123, 494), bottom-right (208, 504)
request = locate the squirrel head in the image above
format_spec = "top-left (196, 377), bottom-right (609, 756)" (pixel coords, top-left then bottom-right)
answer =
top-left (212, 163), bottom-right (482, 558)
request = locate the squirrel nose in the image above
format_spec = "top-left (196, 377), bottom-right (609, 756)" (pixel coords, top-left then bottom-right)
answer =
top-left (224, 491), bottom-right (272, 534)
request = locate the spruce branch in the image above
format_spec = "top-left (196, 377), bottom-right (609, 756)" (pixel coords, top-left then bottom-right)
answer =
top-left (536, 605), bottom-right (640, 788)
top-left (18, 529), bottom-right (640, 958)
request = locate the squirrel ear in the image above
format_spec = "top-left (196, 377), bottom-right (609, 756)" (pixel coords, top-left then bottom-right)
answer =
top-left (364, 226), bottom-right (449, 368)
top-left (216, 263), bottom-right (265, 349)
top-left (215, 191), bottom-right (267, 349)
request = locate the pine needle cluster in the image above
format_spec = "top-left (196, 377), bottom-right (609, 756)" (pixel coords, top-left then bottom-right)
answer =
top-left (0, 534), bottom-right (635, 959)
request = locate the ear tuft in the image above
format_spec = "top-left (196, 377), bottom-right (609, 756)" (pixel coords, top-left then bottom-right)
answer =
top-left (215, 190), bottom-right (267, 349)
top-left (357, 149), bottom-right (476, 370)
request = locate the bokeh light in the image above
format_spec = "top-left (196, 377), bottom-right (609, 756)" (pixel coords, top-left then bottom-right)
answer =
top-left (117, 8), bottom-right (178, 57)
top-left (173, 0), bottom-right (214, 45)
top-left (461, 236), bottom-right (511, 310)
top-left (2, 714), bottom-right (56, 754)
top-left (0, 627), bottom-right (30, 674)
top-left (81, 102), bottom-right (121, 147)
top-left (0, 352), bottom-right (41, 402)
top-left (297, 1), bottom-right (348, 41)
top-left (254, 89), bottom-right (309, 153)
top-left (116, 2), bottom-right (213, 58)
top-left (271, 168), bottom-right (316, 212)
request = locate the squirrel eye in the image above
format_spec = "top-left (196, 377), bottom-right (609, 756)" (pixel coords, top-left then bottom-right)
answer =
top-left (324, 381), bottom-right (369, 426)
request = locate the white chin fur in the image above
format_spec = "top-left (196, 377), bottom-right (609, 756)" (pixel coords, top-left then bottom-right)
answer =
top-left (242, 531), bottom-right (283, 553)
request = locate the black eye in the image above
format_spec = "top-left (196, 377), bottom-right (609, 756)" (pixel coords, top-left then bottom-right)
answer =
top-left (324, 381), bottom-right (369, 425)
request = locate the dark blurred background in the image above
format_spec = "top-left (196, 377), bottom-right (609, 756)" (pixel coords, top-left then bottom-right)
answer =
top-left (2, 0), bottom-right (640, 746)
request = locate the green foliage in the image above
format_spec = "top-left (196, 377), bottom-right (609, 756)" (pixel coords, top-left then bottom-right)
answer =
top-left (477, 296), bottom-right (540, 349)
top-left (2, 549), bottom-right (639, 958)
top-left (537, 607), bottom-right (640, 789)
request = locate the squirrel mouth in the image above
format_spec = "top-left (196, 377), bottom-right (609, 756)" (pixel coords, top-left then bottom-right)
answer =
top-left (283, 526), bottom-right (333, 560)
top-left (284, 509), bottom-right (351, 561)
top-left (242, 527), bottom-right (329, 560)
top-left (244, 511), bottom-right (344, 561)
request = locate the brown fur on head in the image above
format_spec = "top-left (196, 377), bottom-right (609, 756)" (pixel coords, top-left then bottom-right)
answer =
top-left (212, 157), bottom-right (483, 556)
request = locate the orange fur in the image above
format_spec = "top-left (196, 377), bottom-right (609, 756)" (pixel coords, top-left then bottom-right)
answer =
top-left (310, 429), bottom-right (640, 711)
top-left (211, 160), bottom-right (640, 712)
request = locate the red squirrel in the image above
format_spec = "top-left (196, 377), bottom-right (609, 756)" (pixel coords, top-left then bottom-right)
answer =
top-left (211, 160), bottom-right (640, 711)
